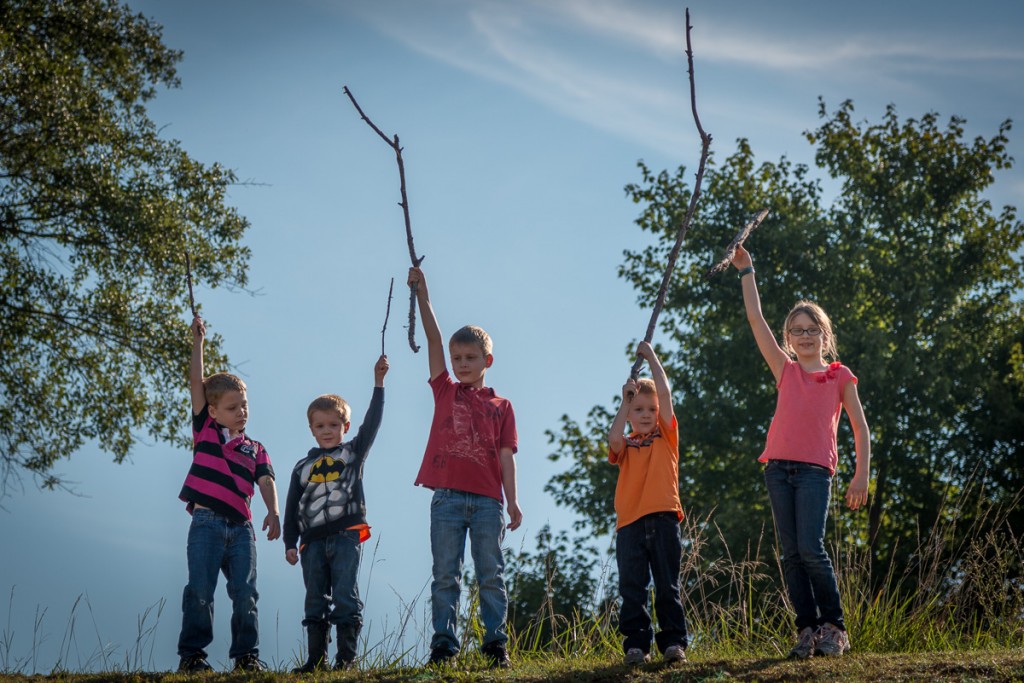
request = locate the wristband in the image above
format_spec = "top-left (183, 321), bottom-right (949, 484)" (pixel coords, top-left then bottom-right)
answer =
top-left (738, 266), bottom-right (754, 278)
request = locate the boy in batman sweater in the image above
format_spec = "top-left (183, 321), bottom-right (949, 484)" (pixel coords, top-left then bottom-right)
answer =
top-left (283, 354), bottom-right (388, 671)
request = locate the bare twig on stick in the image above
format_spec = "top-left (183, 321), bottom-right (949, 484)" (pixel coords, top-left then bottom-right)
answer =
top-left (381, 277), bottom-right (394, 356)
top-left (184, 251), bottom-right (197, 318)
top-left (630, 8), bottom-right (712, 381)
top-left (706, 208), bottom-right (770, 278)
top-left (343, 85), bottom-right (425, 353)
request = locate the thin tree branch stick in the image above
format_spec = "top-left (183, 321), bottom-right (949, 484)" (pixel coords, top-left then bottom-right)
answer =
top-left (184, 251), bottom-right (197, 318)
top-left (381, 277), bottom-right (394, 357)
top-left (343, 85), bottom-right (425, 352)
top-left (630, 7), bottom-right (712, 381)
top-left (706, 208), bottom-right (770, 278)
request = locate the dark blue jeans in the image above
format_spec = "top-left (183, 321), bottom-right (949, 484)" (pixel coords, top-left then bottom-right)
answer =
top-left (300, 530), bottom-right (363, 629)
top-left (615, 512), bottom-right (688, 654)
top-left (763, 459), bottom-right (845, 631)
top-left (178, 508), bottom-right (259, 659)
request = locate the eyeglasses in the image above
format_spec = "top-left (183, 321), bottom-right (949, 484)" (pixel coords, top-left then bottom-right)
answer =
top-left (788, 327), bottom-right (822, 337)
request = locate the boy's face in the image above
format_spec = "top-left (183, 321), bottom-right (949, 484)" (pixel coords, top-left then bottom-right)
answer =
top-left (209, 389), bottom-right (248, 433)
top-left (449, 341), bottom-right (492, 388)
top-left (627, 392), bottom-right (659, 434)
top-left (309, 409), bottom-right (350, 449)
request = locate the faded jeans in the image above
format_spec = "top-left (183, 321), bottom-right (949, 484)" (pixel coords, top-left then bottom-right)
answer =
top-left (429, 488), bottom-right (507, 653)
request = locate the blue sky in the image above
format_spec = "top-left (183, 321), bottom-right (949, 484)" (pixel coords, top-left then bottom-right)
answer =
top-left (2, 0), bottom-right (1021, 672)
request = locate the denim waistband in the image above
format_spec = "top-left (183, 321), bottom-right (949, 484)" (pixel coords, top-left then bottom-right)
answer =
top-left (765, 459), bottom-right (831, 473)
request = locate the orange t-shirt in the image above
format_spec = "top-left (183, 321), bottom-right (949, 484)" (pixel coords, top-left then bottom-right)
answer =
top-left (608, 414), bottom-right (683, 530)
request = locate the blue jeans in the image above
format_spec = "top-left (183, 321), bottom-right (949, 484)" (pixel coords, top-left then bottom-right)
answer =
top-left (615, 512), bottom-right (688, 653)
top-left (429, 489), bottom-right (507, 653)
top-left (763, 459), bottom-right (845, 631)
top-left (300, 530), bottom-right (363, 628)
top-left (178, 508), bottom-right (259, 659)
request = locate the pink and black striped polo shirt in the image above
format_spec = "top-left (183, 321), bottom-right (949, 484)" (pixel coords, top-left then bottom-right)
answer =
top-left (179, 404), bottom-right (274, 523)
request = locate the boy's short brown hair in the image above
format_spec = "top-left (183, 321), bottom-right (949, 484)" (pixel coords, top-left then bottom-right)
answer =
top-left (635, 378), bottom-right (657, 396)
top-left (449, 325), bottom-right (492, 355)
top-left (307, 394), bottom-right (351, 425)
top-left (204, 372), bottom-right (246, 406)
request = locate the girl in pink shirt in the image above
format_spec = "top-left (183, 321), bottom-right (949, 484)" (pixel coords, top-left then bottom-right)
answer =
top-left (731, 245), bottom-right (871, 660)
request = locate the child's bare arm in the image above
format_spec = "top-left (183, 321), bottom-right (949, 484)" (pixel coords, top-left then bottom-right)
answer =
top-left (189, 315), bottom-right (206, 415)
top-left (607, 379), bottom-right (637, 459)
top-left (637, 341), bottom-right (674, 425)
top-left (499, 448), bottom-right (522, 530)
top-left (257, 474), bottom-right (281, 541)
top-left (408, 267), bottom-right (446, 381)
top-left (842, 381), bottom-right (871, 510)
top-left (731, 246), bottom-right (788, 383)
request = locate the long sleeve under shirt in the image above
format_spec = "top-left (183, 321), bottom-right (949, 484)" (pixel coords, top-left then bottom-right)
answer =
top-left (283, 387), bottom-right (384, 551)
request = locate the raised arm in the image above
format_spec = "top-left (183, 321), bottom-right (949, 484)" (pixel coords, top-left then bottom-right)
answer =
top-left (842, 380), bottom-right (871, 510)
top-left (637, 341), bottom-right (673, 425)
top-left (189, 315), bottom-right (206, 415)
top-left (408, 267), bottom-right (446, 381)
top-left (731, 246), bottom-right (788, 383)
top-left (607, 378), bottom-right (637, 462)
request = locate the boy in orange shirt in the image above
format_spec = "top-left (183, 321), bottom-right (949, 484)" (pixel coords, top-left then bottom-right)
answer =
top-left (607, 341), bottom-right (687, 665)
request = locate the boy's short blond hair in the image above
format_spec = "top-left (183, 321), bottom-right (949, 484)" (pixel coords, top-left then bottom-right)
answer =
top-left (449, 325), bottom-right (492, 355)
top-left (307, 394), bottom-right (351, 425)
top-left (635, 378), bottom-right (657, 396)
top-left (204, 372), bottom-right (246, 406)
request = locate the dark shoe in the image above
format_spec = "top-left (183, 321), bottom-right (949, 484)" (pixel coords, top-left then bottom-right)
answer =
top-left (427, 646), bottom-right (457, 666)
top-left (624, 648), bottom-right (650, 665)
top-left (178, 653), bottom-right (212, 673)
top-left (292, 621), bottom-right (331, 673)
top-left (481, 641), bottom-right (510, 669)
top-left (233, 653), bottom-right (268, 672)
top-left (335, 623), bottom-right (360, 669)
top-left (663, 644), bottom-right (687, 663)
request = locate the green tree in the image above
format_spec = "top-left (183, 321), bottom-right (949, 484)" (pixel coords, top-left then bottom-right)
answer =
top-left (1, 0), bottom-right (251, 490)
top-left (548, 100), bottom-right (1024, 577)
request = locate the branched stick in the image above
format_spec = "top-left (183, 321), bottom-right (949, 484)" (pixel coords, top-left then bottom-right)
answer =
top-left (343, 85), bottom-right (425, 353)
top-left (706, 208), bottom-right (770, 278)
top-left (381, 277), bottom-right (394, 356)
top-left (630, 8), bottom-right (712, 381)
top-left (184, 251), bottom-right (197, 318)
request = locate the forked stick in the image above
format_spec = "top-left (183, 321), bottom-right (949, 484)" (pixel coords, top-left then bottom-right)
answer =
top-left (630, 8), bottom-right (712, 381)
top-left (343, 86), bottom-right (425, 353)
top-left (706, 208), bottom-right (770, 278)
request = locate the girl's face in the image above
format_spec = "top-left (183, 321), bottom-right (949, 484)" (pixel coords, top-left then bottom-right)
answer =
top-left (785, 312), bottom-right (826, 362)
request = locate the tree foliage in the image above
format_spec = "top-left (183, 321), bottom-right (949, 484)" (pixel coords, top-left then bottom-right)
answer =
top-left (0, 0), bottom-right (251, 490)
top-left (548, 100), bottom-right (1024, 576)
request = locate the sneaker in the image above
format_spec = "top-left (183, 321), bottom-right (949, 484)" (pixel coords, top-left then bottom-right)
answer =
top-left (178, 653), bottom-right (212, 673)
top-left (233, 653), bottom-right (268, 671)
top-left (481, 642), bottom-right (511, 669)
top-left (624, 648), bottom-right (650, 665)
top-left (427, 646), bottom-right (457, 666)
top-left (663, 644), bottom-right (687, 663)
top-left (788, 627), bottom-right (817, 659)
top-left (814, 623), bottom-right (850, 656)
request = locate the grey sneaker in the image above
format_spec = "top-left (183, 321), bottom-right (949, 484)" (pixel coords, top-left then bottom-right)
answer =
top-left (663, 644), bottom-right (687, 663)
top-left (814, 623), bottom-right (850, 656)
top-left (788, 626), bottom-right (818, 659)
top-left (624, 648), bottom-right (650, 665)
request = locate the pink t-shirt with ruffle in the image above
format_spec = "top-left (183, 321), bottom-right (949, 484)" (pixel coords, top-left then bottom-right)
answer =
top-left (759, 360), bottom-right (857, 474)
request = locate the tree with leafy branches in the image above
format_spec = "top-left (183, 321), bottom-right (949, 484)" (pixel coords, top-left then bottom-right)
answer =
top-left (1, 0), bottom-right (252, 491)
top-left (547, 100), bottom-right (1024, 581)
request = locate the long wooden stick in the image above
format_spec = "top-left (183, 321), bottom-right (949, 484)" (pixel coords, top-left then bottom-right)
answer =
top-left (630, 8), bottom-right (712, 381)
top-left (381, 277), bottom-right (394, 356)
top-left (184, 251), bottom-right (197, 318)
top-left (343, 86), bottom-right (425, 353)
top-left (706, 208), bottom-right (770, 278)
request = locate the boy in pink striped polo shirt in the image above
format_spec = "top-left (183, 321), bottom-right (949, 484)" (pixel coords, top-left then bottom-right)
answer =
top-left (176, 315), bottom-right (281, 673)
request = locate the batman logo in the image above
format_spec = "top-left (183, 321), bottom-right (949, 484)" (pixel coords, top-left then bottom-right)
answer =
top-left (309, 455), bottom-right (345, 483)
